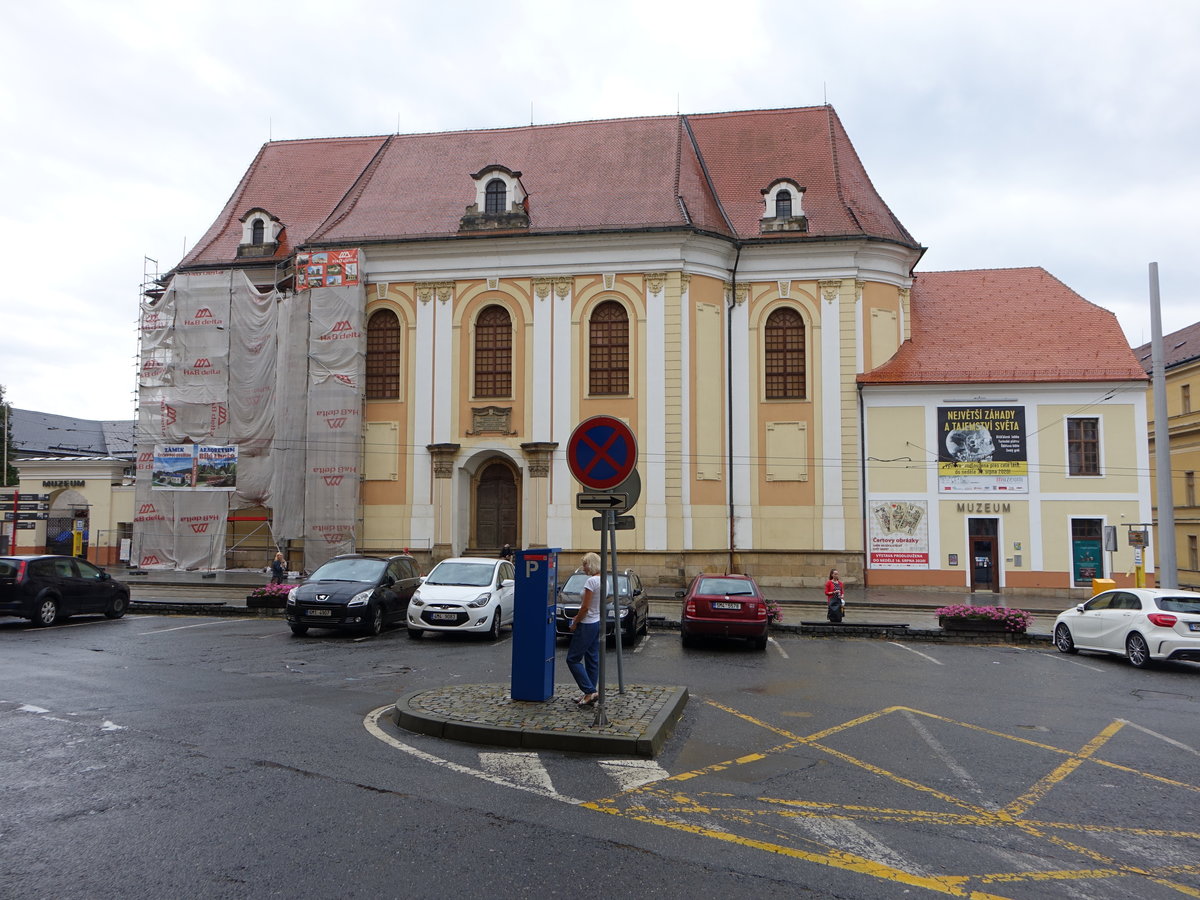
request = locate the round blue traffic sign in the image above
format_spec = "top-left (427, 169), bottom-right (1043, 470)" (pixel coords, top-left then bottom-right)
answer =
top-left (567, 416), bottom-right (638, 490)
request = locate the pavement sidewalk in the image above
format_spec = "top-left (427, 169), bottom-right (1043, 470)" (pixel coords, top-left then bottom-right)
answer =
top-left (118, 566), bottom-right (1071, 632)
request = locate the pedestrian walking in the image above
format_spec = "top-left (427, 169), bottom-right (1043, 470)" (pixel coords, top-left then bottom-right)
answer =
top-left (566, 551), bottom-right (601, 707)
top-left (270, 552), bottom-right (286, 585)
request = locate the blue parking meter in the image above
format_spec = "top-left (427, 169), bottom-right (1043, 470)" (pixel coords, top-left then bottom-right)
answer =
top-left (512, 548), bottom-right (559, 701)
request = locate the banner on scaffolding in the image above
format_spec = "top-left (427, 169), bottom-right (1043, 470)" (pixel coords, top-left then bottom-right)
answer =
top-left (151, 443), bottom-right (238, 490)
top-left (295, 248), bottom-right (360, 291)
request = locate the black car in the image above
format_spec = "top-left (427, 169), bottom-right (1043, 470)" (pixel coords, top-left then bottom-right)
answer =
top-left (0, 555), bottom-right (130, 626)
top-left (285, 554), bottom-right (420, 637)
top-left (555, 569), bottom-right (648, 646)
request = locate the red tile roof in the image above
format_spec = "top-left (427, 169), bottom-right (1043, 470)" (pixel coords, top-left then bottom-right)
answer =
top-left (1133, 319), bottom-right (1200, 373)
top-left (174, 106), bottom-right (918, 269)
top-left (858, 268), bottom-right (1149, 385)
top-left (179, 136), bottom-right (388, 268)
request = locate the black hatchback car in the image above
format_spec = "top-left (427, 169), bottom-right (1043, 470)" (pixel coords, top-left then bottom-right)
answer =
top-left (285, 554), bottom-right (420, 637)
top-left (555, 569), bottom-right (647, 646)
top-left (0, 555), bottom-right (130, 626)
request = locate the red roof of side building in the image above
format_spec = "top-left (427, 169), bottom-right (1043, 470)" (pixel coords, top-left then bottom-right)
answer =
top-left (1133, 319), bottom-right (1200, 373)
top-left (174, 106), bottom-right (918, 270)
top-left (858, 268), bottom-right (1149, 385)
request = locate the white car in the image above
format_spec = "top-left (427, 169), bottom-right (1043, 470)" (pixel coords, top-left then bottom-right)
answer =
top-left (1053, 588), bottom-right (1200, 668)
top-left (406, 557), bottom-right (515, 640)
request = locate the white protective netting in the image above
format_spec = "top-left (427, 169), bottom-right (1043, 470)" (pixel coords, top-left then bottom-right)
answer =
top-left (301, 284), bottom-right (365, 570)
top-left (131, 269), bottom-right (364, 571)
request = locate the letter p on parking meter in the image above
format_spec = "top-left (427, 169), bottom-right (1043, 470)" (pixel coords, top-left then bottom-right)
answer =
top-left (512, 548), bottom-right (559, 701)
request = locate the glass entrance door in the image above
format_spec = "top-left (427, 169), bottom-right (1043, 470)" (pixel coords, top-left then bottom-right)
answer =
top-left (968, 518), bottom-right (1000, 593)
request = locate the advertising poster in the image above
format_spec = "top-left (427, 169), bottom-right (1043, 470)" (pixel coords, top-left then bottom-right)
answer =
top-left (868, 500), bottom-right (929, 568)
top-left (295, 248), bottom-right (359, 291)
top-left (151, 444), bottom-right (238, 491)
top-left (937, 405), bottom-right (1028, 493)
top-left (152, 444), bottom-right (196, 489)
top-left (195, 444), bottom-right (238, 490)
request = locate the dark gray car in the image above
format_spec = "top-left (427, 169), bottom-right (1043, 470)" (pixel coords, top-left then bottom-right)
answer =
top-left (285, 554), bottom-right (420, 637)
top-left (555, 569), bottom-right (647, 646)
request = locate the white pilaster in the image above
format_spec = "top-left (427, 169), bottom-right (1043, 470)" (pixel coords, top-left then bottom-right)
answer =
top-left (549, 281), bottom-right (574, 542)
top-left (411, 292), bottom-right (436, 544)
top-left (730, 289), bottom-right (753, 549)
top-left (644, 278), bottom-right (667, 550)
top-left (821, 281), bottom-right (845, 550)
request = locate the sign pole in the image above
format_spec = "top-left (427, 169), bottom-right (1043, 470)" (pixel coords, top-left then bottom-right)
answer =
top-left (592, 506), bottom-right (610, 726)
top-left (609, 508), bottom-right (626, 693)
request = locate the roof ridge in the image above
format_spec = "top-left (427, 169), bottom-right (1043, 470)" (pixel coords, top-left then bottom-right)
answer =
top-left (307, 135), bottom-right (397, 244)
top-left (681, 114), bottom-right (736, 237)
top-left (824, 106), bottom-right (861, 233)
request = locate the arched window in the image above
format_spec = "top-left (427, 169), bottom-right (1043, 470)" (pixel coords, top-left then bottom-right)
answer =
top-left (589, 300), bottom-right (629, 395)
top-left (764, 307), bottom-right (805, 399)
top-left (250, 218), bottom-right (265, 244)
top-left (775, 189), bottom-right (792, 219)
top-left (484, 179), bottom-right (507, 215)
top-left (475, 305), bottom-right (512, 398)
top-left (366, 309), bottom-right (401, 400)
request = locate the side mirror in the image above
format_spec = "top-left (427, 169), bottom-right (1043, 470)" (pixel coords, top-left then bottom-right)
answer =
top-left (675, 590), bottom-right (685, 599)
top-left (1076, 604), bottom-right (1087, 613)
top-left (502, 578), bottom-right (514, 588)
top-left (99, 572), bottom-right (111, 581)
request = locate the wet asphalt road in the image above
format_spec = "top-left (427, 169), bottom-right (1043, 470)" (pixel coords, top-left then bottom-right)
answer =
top-left (2, 612), bottom-right (1199, 899)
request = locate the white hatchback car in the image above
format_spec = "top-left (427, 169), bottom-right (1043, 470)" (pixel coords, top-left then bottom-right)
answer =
top-left (406, 557), bottom-right (515, 640)
top-left (1053, 587), bottom-right (1200, 668)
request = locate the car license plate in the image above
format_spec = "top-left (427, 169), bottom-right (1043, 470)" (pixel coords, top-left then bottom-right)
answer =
top-left (308, 609), bottom-right (332, 617)
top-left (430, 613), bottom-right (457, 621)
top-left (1190, 622), bottom-right (1200, 632)
top-left (712, 601), bottom-right (741, 610)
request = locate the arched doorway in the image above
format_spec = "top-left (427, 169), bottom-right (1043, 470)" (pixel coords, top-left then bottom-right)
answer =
top-left (474, 460), bottom-right (518, 551)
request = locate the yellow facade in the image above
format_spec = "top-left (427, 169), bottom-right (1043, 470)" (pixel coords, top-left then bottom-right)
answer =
top-left (1148, 352), bottom-right (1200, 588)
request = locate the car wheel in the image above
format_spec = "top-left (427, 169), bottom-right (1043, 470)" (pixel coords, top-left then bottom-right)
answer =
top-left (407, 626), bottom-right (423, 639)
top-left (1126, 632), bottom-right (1152, 668)
top-left (365, 605), bottom-right (384, 636)
top-left (754, 635), bottom-right (768, 651)
top-left (638, 612), bottom-right (649, 636)
top-left (681, 630), bottom-right (695, 649)
top-left (1054, 623), bottom-right (1077, 654)
top-left (105, 594), bottom-right (129, 620)
top-left (34, 597), bottom-right (60, 627)
top-left (622, 618), bottom-right (636, 647)
top-left (289, 624), bottom-right (309, 636)
top-left (488, 611), bottom-right (501, 641)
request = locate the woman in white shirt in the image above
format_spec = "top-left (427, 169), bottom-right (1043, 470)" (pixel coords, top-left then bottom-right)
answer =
top-left (566, 552), bottom-right (602, 706)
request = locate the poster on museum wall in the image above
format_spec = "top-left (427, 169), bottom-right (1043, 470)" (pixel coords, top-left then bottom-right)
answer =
top-left (868, 500), bottom-right (929, 568)
top-left (937, 405), bottom-right (1028, 493)
top-left (151, 444), bottom-right (238, 491)
top-left (294, 248), bottom-right (360, 291)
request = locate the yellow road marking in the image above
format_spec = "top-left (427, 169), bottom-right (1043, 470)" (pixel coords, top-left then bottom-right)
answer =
top-left (586, 702), bottom-right (1200, 898)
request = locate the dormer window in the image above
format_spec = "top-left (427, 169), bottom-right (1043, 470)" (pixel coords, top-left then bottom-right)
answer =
top-left (237, 208), bottom-right (283, 257)
top-left (484, 179), bottom-right (507, 215)
top-left (775, 190), bottom-right (792, 219)
top-left (461, 165), bottom-right (530, 232)
top-left (760, 180), bottom-right (807, 233)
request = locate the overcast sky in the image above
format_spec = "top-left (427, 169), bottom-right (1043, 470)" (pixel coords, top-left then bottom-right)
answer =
top-left (1, 0), bottom-right (1196, 421)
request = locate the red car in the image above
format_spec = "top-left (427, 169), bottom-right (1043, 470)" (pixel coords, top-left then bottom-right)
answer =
top-left (678, 573), bottom-right (769, 650)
